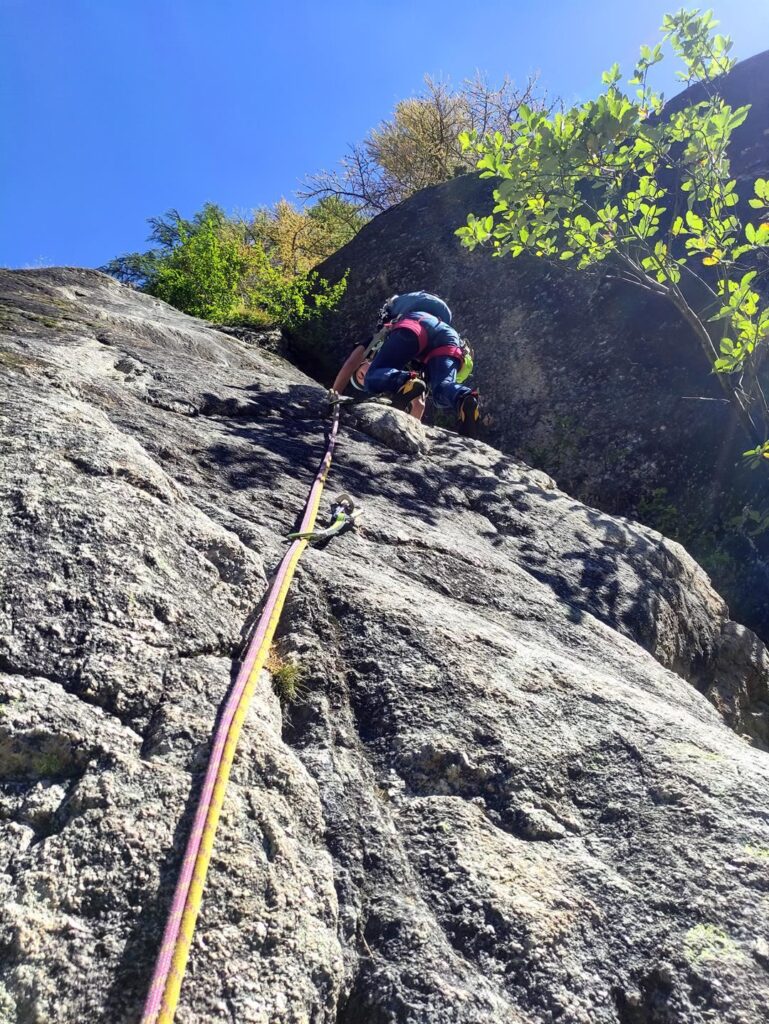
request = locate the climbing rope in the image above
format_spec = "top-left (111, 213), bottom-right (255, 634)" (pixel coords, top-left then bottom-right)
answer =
top-left (141, 403), bottom-right (342, 1024)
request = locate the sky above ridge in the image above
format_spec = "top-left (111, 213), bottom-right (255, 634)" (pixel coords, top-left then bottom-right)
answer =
top-left (2, 0), bottom-right (768, 269)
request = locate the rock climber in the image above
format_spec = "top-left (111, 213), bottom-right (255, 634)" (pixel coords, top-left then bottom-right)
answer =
top-left (329, 291), bottom-right (480, 436)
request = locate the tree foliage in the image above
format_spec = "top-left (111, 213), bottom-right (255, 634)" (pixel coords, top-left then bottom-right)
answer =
top-left (301, 72), bottom-right (553, 215)
top-left (457, 8), bottom-right (769, 462)
top-left (102, 202), bottom-right (348, 329)
top-left (250, 197), bottom-right (367, 275)
top-left (148, 206), bottom-right (249, 321)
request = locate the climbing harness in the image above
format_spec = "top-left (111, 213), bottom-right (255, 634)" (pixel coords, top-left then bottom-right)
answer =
top-left (352, 290), bottom-right (450, 372)
top-left (141, 403), bottom-right (347, 1024)
top-left (360, 315), bottom-right (472, 387)
top-left (351, 292), bottom-right (470, 392)
top-left (389, 315), bottom-right (470, 377)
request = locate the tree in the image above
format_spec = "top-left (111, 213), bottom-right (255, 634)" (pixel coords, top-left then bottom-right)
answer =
top-left (303, 197), bottom-right (368, 264)
top-left (102, 203), bottom-right (231, 289)
top-left (457, 9), bottom-right (769, 463)
top-left (244, 197), bottom-right (367, 276)
top-left (102, 203), bottom-right (346, 329)
top-left (300, 72), bottom-right (552, 216)
top-left (149, 206), bottom-right (249, 321)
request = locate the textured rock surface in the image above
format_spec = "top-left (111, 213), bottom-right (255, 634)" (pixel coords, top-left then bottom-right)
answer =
top-left (1, 268), bottom-right (768, 1022)
top-left (312, 50), bottom-right (769, 643)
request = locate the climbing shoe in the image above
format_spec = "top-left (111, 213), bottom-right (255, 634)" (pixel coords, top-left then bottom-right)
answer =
top-left (391, 373), bottom-right (427, 411)
top-left (457, 390), bottom-right (481, 438)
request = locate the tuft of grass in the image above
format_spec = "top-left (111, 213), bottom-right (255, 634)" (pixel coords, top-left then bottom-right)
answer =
top-left (0, 349), bottom-right (48, 372)
top-left (267, 650), bottom-right (306, 703)
top-left (744, 844), bottom-right (769, 860)
top-left (32, 750), bottom-right (68, 777)
top-left (0, 981), bottom-right (15, 1018)
top-left (683, 924), bottom-right (745, 965)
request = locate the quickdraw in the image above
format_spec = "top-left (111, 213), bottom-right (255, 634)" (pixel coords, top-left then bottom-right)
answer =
top-left (141, 403), bottom-right (348, 1024)
top-left (287, 492), bottom-right (361, 543)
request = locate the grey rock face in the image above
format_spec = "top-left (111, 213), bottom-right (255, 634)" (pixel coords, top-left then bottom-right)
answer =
top-left (1, 268), bottom-right (768, 1023)
top-left (311, 50), bottom-right (769, 644)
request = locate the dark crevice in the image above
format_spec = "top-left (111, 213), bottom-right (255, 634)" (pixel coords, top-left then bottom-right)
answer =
top-left (61, 452), bottom-right (174, 505)
top-left (26, 773), bottom-right (87, 846)
top-left (0, 653), bottom-right (76, 692)
top-left (141, 386), bottom-right (324, 426)
top-left (172, 640), bottom-right (238, 662)
top-left (0, 652), bottom-right (142, 735)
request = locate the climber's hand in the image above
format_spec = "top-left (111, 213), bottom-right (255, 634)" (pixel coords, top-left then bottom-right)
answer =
top-left (326, 389), bottom-right (354, 413)
top-left (323, 389), bottom-right (339, 417)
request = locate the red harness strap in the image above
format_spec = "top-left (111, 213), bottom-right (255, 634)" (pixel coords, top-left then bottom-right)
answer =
top-left (423, 344), bottom-right (464, 364)
top-left (387, 319), bottom-right (463, 365)
top-left (387, 317), bottom-right (429, 353)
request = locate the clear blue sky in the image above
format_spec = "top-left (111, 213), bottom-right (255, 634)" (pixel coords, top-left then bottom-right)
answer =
top-left (2, 0), bottom-right (768, 269)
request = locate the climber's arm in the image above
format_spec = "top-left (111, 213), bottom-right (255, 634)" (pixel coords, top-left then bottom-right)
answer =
top-left (331, 345), bottom-right (366, 394)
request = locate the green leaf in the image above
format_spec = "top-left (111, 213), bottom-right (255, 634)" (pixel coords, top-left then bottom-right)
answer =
top-left (686, 211), bottom-right (704, 231)
top-left (727, 106), bottom-right (749, 131)
top-left (714, 357), bottom-right (737, 372)
top-left (601, 62), bottom-right (622, 85)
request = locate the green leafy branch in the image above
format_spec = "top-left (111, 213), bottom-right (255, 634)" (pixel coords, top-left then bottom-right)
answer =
top-left (457, 8), bottom-right (769, 461)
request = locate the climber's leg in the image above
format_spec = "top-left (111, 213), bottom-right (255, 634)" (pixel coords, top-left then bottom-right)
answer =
top-left (365, 328), bottom-right (420, 395)
top-left (425, 355), bottom-right (472, 409)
